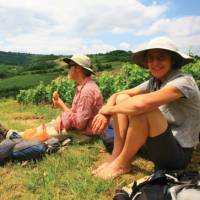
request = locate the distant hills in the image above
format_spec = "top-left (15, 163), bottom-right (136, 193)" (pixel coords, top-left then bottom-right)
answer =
top-left (0, 50), bottom-right (132, 97)
top-left (0, 50), bottom-right (132, 77)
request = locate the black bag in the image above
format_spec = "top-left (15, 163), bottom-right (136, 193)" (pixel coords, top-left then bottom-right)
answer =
top-left (113, 170), bottom-right (200, 200)
top-left (130, 170), bottom-right (171, 200)
top-left (130, 170), bottom-right (200, 200)
top-left (45, 137), bottom-right (61, 154)
top-left (113, 189), bottom-right (131, 200)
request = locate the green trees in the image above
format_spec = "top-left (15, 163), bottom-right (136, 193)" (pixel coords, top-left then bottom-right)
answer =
top-left (16, 57), bottom-right (200, 105)
top-left (0, 50), bottom-right (198, 104)
top-left (17, 78), bottom-right (76, 105)
top-left (91, 50), bottom-right (132, 72)
top-left (17, 64), bottom-right (149, 104)
top-left (182, 58), bottom-right (200, 88)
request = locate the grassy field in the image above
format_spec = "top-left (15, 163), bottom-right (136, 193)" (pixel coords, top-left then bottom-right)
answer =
top-left (0, 73), bottom-right (60, 97)
top-left (0, 99), bottom-right (199, 200)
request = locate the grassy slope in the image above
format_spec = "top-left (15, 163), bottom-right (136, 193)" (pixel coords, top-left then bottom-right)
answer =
top-left (0, 51), bottom-right (61, 97)
top-left (0, 73), bottom-right (60, 97)
top-left (0, 100), bottom-right (199, 199)
top-left (0, 100), bottom-right (155, 200)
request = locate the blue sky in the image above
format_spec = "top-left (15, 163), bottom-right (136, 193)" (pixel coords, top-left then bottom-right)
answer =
top-left (0, 0), bottom-right (199, 55)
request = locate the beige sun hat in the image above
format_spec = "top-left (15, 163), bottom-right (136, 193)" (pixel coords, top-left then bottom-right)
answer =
top-left (133, 37), bottom-right (193, 68)
top-left (63, 54), bottom-right (95, 74)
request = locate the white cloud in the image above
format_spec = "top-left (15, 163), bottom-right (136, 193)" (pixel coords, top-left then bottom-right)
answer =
top-left (172, 34), bottom-right (200, 56)
top-left (0, 0), bottom-right (168, 54)
top-left (118, 42), bottom-right (130, 50)
top-left (0, 0), bottom-right (199, 55)
top-left (4, 33), bottom-right (116, 55)
top-left (132, 34), bottom-right (200, 56)
top-left (86, 40), bottom-right (116, 54)
top-left (75, 0), bottom-right (167, 36)
top-left (134, 16), bottom-right (200, 55)
top-left (136, 16), bottom-right (200, 37)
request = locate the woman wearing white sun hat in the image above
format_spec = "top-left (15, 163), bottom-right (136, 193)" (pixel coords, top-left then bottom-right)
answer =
top-left (92, 37), bottom-right (200, 179)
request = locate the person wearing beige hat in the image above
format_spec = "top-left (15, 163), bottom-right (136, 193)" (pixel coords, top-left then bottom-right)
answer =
top-left (92, 37), bottom-right (200, 179)
top-left (52, 54), bottom-right (103, 141)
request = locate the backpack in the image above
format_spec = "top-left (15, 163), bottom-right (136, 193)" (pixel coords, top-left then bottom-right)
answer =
top-left (0, 137), bottom-right (46, 164)
top-left (113, 189), bottom-right (132, 200)
top-left (0, 139), bottom-right (16, 165)
top-left (113, 170), bottom-right (200, 200)
top-left (44, 137), bottom-right (61, 154)
top-left (0, 123), bottom-right (8, 143)
top-left (101, 126), bottom-right (114, 153)
top-left (11, 138), bottom-right (46, 161)
top-left (0, 130), bottom-right (70, 164)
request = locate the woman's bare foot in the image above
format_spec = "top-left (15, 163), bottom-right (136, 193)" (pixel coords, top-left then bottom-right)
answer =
top-left (91, 162), bottom-right (110, 176)
top-left (96, 161), bottom-right (132, 180)
top-left (91, 155), bottom-right (117, 176)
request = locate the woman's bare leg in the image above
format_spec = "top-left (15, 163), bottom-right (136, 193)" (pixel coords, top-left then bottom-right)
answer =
top-left (96, 109), bottom-right (168, 179)
top-left (92, 94), bottom-right (130, 175)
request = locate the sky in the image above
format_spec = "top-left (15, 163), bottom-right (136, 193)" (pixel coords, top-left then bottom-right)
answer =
top-left (0, 0), bottom-right (200, 55)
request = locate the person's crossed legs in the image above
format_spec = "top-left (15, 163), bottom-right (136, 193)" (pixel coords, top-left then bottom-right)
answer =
top-left (94, 93), bottom-right (168, 179)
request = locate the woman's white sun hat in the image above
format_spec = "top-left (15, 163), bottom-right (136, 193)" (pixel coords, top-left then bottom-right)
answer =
top-left (63, 54), bottom-right (95, 74)
top-left (132, 37), bottom-right (193, 68)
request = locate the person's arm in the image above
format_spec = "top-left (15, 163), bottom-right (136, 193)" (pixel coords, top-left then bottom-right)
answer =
top-left (92, 87), bottom-right (143, 133)
top-left (106, 86), bottom-right (143, 106)
top-left (52, 91), bottom-right (71, 112)
top-left (61, 94), bottom-right (95, 130)
top-left (56, 100), bottom-right (71, 112)
top-left (100, 85), bottom-right (183, 116)
top-left (118, 86), bottom-right (144, 97)
top-left (91, 113), bottom-right (110, 133)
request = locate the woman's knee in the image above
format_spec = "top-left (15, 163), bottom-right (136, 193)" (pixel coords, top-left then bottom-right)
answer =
top-left (130, 109), bottom-right (167, 137)
top-left (128, 112), bottom-right (147, 124)
top-left (116, 93), bottom-right (130, 104)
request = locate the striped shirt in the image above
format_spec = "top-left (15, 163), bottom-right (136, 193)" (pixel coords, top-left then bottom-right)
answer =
top-left (61, 77), bottom-right (103, 135)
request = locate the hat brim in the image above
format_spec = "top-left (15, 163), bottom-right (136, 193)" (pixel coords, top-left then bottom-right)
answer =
top-left (132, 48), bottom-right (193, 69)
top-left (62, 57), bottom-right (74, 64)
top-left (62, 57), bottom-right (95, 74)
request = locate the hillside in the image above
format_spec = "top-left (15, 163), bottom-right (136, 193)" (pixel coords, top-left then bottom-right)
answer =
top-left (0, 50), bottom-right (132, 74)
top-left (0, 51), bottom-right (60, 78)
top-left (0, 50), bottom-right (132, 97)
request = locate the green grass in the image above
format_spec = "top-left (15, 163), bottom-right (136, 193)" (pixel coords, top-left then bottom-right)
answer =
top-left (21, 147), bottom-right (115, 200)
top-left (0, 99), bottom-right (199, 200)
top-left (0, 100), bottom-right (153, 199)
top-left (0, 73), bottom-right (60, 97)
top-left (1, 146), bottom-right (115, 200)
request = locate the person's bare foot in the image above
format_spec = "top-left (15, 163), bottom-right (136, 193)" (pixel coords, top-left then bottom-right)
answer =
top-left (91, 154), bottom-right (120, 176)
top-left (95, 161), bottom-right (132, 180)
top-left (91, 162), bottom-right (110, 176)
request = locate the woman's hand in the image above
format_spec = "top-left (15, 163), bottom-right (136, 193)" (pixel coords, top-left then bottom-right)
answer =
top-left (92, 113), bottom-right (110, 133)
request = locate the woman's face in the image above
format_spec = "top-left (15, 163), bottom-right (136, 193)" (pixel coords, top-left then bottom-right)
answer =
top-left (146, 49), bottom-right (174, 81)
